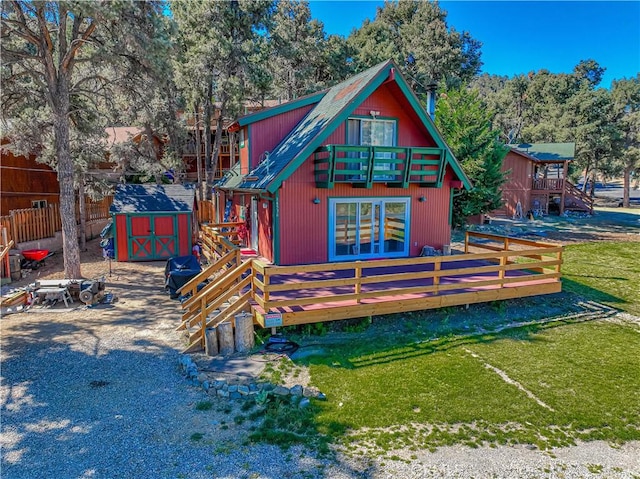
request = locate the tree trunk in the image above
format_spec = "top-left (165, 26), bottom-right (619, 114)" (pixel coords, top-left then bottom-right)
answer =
top-left (623, 166), bottom-right (631, 208)
top-left (79, 176), bottom-right (87, 252)
top-left (581, 166), bottom-right (590, 193)
top-left (211, 114), bottom-right (224, 183)
top-left (54, 75), bottom-right (82, 279)
top-left (194, 105), bottom-right (204, 201)
top-left (203, 84), bottom-right (213, 200)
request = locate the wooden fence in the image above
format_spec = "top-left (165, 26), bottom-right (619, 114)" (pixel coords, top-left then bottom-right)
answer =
top-left (197, 199), bottom-right (216, 224)
top-left (0, 196), bottom-right (112, 245)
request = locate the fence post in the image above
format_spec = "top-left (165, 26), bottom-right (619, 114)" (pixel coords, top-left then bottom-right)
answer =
top-left (354, 261), bottom-right (362, 303)
top-left (10, 211), bottom-right (18, 244)
top-left (433, 259), bottom-right (441, 294)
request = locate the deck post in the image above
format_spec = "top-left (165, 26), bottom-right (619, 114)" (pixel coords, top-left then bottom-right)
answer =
top-left (200, 296), bottom-right (207, 347)
top-left (464, 231), bottom-right (469, 254)
top-left (499, 253), bottom-right (507, 281)
top-left (433, 259), bottom-right (441, 294)
top-left (355, 262), bottom-right (362, 303)
top-left (263, 268), bottom-right (270, 311)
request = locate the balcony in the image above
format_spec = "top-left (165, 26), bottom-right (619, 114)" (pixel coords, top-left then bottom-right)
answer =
top-left (532, 178), bottom-right (564, 191)
top-left (314, 145), bottom-right (446, 189)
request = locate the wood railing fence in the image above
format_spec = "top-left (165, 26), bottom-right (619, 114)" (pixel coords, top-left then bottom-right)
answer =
top-left (0, 196), bottom-right (112, 245)
top-left (178, 229), bottom-right (564, 352)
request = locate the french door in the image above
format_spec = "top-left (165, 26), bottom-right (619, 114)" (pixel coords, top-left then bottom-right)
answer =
top-left (329, 198), bottom-right (409, 261)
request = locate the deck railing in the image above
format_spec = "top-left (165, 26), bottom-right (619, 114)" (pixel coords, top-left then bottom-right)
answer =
top-left (249, 232), bottom-right (562, 326)
top-left (532, 178), bottom-right (564, 191)
top-left (179, 230), bottom-right (563, 351)
top-left (314, 145), bottom-right (445, 188)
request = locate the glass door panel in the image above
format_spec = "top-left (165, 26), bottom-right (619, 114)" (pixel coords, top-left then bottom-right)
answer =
top-left (358, 202), bottom-right (372, 255)
top-left (330, 198), bottom-right (409, 261)
top-left (334, 202), bottom-right (357, 257)
top-left (383, 202), bottom-right (407, 253)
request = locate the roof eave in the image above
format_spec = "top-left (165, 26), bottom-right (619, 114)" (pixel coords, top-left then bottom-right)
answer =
top-left (236, 91), bottom-right (327, 128)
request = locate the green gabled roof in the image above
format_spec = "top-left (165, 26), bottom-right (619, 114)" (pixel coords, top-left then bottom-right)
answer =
top-left (234, 91), bottom-right (326, 128)
top-left (230, 59), bottom-right (471, 193)
top-left (509, 143), bottom-right (575, 162)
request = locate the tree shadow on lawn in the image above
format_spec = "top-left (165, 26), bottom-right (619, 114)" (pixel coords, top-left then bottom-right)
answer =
top-left (290, 284), bottom-right (625, 371)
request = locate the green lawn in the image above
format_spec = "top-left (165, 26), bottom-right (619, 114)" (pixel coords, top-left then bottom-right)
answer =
top-left (252, 243), bottom-right (640, 457)
top-left (258, 242), bottom-right (640, 454)
top-left (306, 320), bottom-right (640, 452)
top-left (561, 241), bottom-right (640, 315)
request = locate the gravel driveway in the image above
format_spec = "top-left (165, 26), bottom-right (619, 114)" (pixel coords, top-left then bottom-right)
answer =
top-left (2, 249), bottom-right (639, 478)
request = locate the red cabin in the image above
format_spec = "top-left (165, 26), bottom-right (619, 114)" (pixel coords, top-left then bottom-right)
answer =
top-left (492, 143), bottom-right (592, 218)
top-left (215, 60), bottom-right (471, 266)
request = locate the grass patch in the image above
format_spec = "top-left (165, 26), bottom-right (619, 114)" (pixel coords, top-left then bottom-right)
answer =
top-left (195, 400), bottom-right (213, 411)
top-left (306, 320), bottom-right (640, 452)
top-left (562, 242), bottom-right (640, 315)
top-left (246, 393), bottom-right (332, 454)
top-left (246, 243), bottom-right (640, 454)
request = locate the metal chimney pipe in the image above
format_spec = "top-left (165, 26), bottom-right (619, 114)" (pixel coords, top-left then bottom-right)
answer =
top-left (426, 83), bottom-right (438, 120)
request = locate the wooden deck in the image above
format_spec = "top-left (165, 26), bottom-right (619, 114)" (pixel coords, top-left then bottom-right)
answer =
top-left (177, 228), bottom-right (562, 351)
top-left (250, 233), bottom-right (562, 326)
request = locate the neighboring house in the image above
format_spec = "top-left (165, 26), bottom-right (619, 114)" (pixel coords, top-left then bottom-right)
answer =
top-left (1, 138), bottom-right (59, 215)
top-left (110, 183), bottom-right (196, 261)
top-left (180, 101), bottom-right (284, 183)
top-left (215, 60), bottom-right (471, 266)
top-left (493, 143), bottom-right (592, 218)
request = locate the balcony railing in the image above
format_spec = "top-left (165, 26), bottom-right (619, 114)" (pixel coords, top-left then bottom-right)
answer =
top-left (532, 178), bottom-right (564, 191)
top-left (314, 145), bottom-right (446, 188)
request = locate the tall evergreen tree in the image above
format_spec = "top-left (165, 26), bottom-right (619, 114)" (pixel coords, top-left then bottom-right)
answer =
top-left (1, 1), bottom-right (176, 278)
top-left (611, 75), bottom-right (640, 207)
top-left (347, 0), bottom-right (482, 92)
top-left (435, 87), bottom-right (508, 226)
top-left (172, 0), bottom-right (272, 190)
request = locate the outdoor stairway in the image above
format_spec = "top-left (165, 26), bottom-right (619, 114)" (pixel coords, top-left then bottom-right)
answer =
top-left (177, 259), bottom-right (254, 353)
top-left (564, 181), bottom-right (593, 213)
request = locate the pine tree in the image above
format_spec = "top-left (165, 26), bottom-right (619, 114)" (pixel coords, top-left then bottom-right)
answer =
top-left (1, 1), bottom-right (176, 278)
top-left (435, 87), bottom-right (508, 226)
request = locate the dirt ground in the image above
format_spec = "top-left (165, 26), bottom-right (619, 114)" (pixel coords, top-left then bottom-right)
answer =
top-left (475, 205), bottom-right (640, 245)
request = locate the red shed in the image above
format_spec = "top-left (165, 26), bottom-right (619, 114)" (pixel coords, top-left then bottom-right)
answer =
top-left (110, 184), bottom-right (196, 261)
top-left (217, 60), bottom-right (471, 266)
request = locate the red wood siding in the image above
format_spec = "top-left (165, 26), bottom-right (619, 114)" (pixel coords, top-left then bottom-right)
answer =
top-left (494, 151), bottom-right (534, 217)
top-left (350, 83), bottom-right (438, 148)
top-left (278, 162), bottom-right (453, 266)
top-left (248, 104), bottom-right (315, 168)
top-left (240, 127), bottom-right (250, 175)
top-left (1, 141), bottom-right (60, 215)
top-left (115, 214), bottom-right (129, 261)
top-left (257, 198), bottom-right (274, 262)
top-left (178, 214), bottom-right (190, 255)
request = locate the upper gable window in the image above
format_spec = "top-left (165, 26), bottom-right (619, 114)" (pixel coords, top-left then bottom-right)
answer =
top-left (347, 118), bottom-right (396, 180)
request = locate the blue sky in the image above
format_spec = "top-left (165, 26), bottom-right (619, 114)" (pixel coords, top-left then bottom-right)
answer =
top-left (308, 1), bottom-right (640, 88)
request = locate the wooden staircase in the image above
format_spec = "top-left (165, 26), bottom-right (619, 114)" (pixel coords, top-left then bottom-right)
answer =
top-left (176, 221), bottom-right (255, 353)
top-left (564, 181), bottom-right (593, 213)
top-left (177, 260), bottom-right (254, 353)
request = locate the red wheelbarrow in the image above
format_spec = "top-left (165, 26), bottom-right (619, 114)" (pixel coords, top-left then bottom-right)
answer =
top-left (21, 249), bottom-right (54, 269)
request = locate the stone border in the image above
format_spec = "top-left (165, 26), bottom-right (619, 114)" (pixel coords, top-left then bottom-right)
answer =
top-left (178, 354), bottom-right (326, 403)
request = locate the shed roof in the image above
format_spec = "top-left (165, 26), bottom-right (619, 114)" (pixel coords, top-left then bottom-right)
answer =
top-left (110, 183), bottom-right (195, 214)
top-left (510, 143), bottom-right (575, 162)
top-left (218, 59), bottom-right (470, 193)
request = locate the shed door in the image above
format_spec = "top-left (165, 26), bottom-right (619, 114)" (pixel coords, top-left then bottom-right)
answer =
top-left (153, 215), bottom-right (178, 258)
top-left (129, 216), bottom-right (153, 260)
top-left (128, 214), bottom-right (178, 260)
